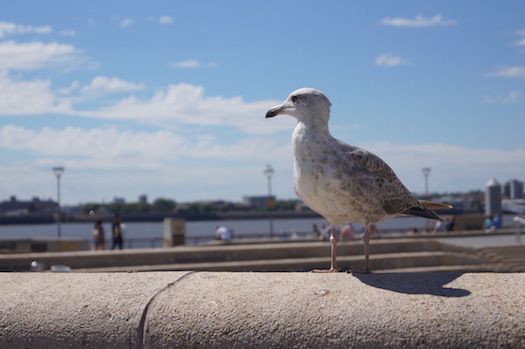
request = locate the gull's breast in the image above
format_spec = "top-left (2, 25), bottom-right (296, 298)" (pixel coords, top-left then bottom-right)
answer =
top-left (292, 129), bottom-right (388, 224)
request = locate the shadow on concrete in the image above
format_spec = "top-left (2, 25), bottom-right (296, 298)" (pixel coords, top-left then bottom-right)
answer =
top-left (353, 272), bottom-right (471, 297)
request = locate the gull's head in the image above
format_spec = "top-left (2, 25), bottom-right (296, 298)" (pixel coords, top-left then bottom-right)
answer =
top-left (265, 88), bottom-right (331, 124)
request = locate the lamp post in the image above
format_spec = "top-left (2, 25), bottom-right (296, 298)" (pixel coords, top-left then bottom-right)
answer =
top-left (422, 167), bottom-right (431, 197)
top-left (52, 166), bottom-right (65, 238)
top-left (263, 164), bottom-right (275, 238)
top-left (422, 167), bottom-right (432, 232)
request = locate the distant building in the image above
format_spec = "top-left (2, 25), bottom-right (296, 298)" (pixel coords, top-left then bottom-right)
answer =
top-left (138, 194), bottom-right (148, 204)
top-left (243, 195), bottom-right (276, 210)
top-left (485, 177), bottom-right (502, 217)
top-left (0, 196), bottom-right (57, 216)
top-left (502, 198), bottom-right (525, 214)
top-left (113, 197), bottom-right (126, 204)
top-left (462, 194), bottom-right (484, 212)
top-left (503, 179), bottom-right (524, 199)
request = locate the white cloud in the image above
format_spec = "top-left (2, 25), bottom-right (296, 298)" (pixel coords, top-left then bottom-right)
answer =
top-left (0, 75), bottom-right (288, 135)
top-left (0, 21), bottom-right (52, 38)
top-left (159, 16), bottom-right (174, 25)
top-left (515, 37), bottom-right (525, 47)
top-left (487, 66), bottom-right (525, 78)
top-left (483, 91), bottom-right (521, 104)
top-left (0, 41), bottom-right (83, 71)
top-left (169, 59), bottom-right (218, 69)
top-left (375, 52), bottom-right (407, 67)
top-left (380, 14), bottom-right (456, 28)
top-left (513, 30), bottom-right (525, 51)
top-left (0, 160), bottom-right (293, 204)
top-left (120, 18), bottom-right (133, 28)
top-left (1, 125), bottom-right (524, 201)
top-left (0, 125), bottom-right (181, 163)
top-left (361, 141), bottom-right (525, 193)
top-left (77, 83), bottom-right (293, 134)
top-left (80, 76), bottom-right (144, 96)
top-left (0, 124), bottom-right (295, 202)
top-left (60, 29), bottom-right (77, 37)
top-left (170, 60), bottom-right (201, 69)
top-left (57, 81), bottom-right (81, 95)
top-left (0, 125), bottom-right (291, 170)
top-left (0, 73), bottom-right (71, 115)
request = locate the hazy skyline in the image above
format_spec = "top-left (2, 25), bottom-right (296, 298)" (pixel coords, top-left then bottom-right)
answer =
top-left (0, 1), bottom-right (524, 204)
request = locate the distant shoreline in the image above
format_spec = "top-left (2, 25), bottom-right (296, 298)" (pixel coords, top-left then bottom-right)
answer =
top-left (0, 210), bottom-right (326, 225)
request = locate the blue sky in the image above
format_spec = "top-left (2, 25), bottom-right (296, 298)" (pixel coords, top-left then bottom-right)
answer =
top-left (0, 1), bottom-right (524, 204)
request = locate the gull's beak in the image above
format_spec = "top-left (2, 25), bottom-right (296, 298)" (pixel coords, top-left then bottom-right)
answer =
top-left (265, 104), bottom-right (284, 118)
top-left (265, 101), bottom-right (293, 118)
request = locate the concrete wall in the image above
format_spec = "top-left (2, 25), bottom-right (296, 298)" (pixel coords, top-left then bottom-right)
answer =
top-left (0, 238), bottom-right (89, 254)
top-left (0, 272), bottom-right (523, 348)
top-left (0, 238), bottom-right (477, 272)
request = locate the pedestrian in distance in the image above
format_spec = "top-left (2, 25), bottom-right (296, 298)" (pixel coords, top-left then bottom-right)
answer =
top-left (92, 220), bottom-right (105, 250)
top-left (111, 213), bottom-right (124, 250)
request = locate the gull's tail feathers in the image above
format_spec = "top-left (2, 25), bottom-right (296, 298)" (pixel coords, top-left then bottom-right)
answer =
top-left (402, 201), bottom-right (452, 221)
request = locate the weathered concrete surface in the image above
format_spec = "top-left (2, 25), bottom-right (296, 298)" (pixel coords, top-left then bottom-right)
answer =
top-left (145, 272), bottom-right (525, 349)
top-left (0, 272), bottom-right (191, 349)
top-left (0, 272), bottom-right (524, 349)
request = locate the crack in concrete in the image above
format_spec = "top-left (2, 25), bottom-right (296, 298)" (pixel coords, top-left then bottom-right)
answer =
top-left (135, 271), bottom-right (195, 349)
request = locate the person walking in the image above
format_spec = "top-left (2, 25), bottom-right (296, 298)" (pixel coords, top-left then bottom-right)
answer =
top-left (92, 220), bottom-right (105, 250)
top-left (111, 213), bottom-right (124, 250)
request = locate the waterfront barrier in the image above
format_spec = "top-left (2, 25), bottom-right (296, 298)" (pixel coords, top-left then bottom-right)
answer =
top-left (0, 238), bottom-right (501, 273)
top-left (163, 218), bottom-right (185, 247)
top-left (2, 236), bottom-right (523, 273)
top-left (130, 227), bottom-right (524, 248)
top-left (0, 272), bottom-right (523, 348)
top-left (0, 237), bottom-right (89, 254)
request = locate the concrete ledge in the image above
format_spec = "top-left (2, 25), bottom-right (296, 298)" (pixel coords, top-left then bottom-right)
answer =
top-left (0, 237), bottom-right (89, 254)
top-left (0, 239), bottom-right (468, 271)
top-left (0, 272), bottom-right (523, 348)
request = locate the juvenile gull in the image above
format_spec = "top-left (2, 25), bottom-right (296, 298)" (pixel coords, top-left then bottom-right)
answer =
top-left (266, 88), bottom-right (450, 273)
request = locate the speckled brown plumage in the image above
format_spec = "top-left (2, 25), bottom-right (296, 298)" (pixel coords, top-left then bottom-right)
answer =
top-left (266, 87), bottom-right (443, 272)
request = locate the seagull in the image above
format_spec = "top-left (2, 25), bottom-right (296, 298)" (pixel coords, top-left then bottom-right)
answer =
top-left (265, 88), bottom-right (451, 273)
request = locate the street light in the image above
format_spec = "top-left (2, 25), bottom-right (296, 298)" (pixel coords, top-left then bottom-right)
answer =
top-left (422, 167), bottom-right (431, 197)
top-left (422, 167), bottom-right (432, 232)
top-left (52, 166), bottom-right (65, 238)
top-left (263, 164), bottom-right (275, 238)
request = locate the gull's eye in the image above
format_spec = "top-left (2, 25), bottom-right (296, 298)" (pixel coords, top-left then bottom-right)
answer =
top-left (291, 95), bottom-right (299, 103)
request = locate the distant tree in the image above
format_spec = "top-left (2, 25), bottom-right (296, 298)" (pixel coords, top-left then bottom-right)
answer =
top-left (274, 199), bottom-right (297, 211)
top-left (152, 198), bottom-right (177, 212)
top-left (106, 202), bottom-right (125, 214)
top-left (123, 201), bottom-right (150, 213)
top-left (82, 203), bottom-right (101, 214)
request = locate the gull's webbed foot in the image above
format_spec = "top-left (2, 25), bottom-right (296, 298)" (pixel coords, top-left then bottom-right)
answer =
top-left (312, 268), bottom-right (339, 273)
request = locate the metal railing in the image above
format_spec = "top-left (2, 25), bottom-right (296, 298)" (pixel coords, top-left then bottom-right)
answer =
top-left (125, 237), bottom-right (164, 249)
top-left (106, 221), bottom-right (525, 249)
top-left (513, 216), bottom-right (525, 244)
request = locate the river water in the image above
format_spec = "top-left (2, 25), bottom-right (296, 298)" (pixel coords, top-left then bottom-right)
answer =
top-left (0, 215), bottom-right (518, 248)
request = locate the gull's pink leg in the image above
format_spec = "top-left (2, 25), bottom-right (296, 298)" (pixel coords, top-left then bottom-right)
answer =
top-left (351, 223), bottom-right (372, 274)
top-left (362, 224), bottom-right (373, 273)
top-left (363, 224), bottom-right (371, 273)
top-left (312, 225), bottom-right (339, 273)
